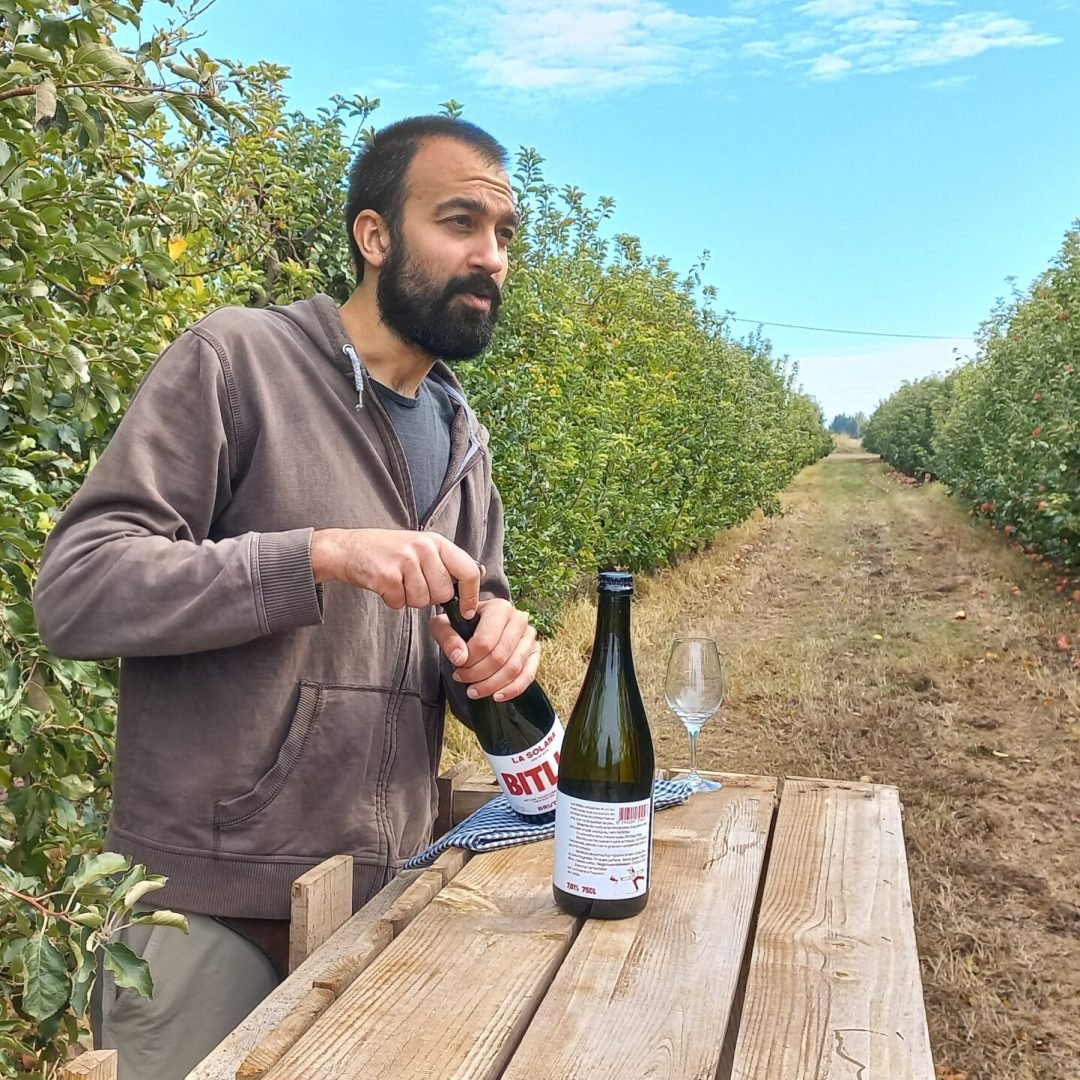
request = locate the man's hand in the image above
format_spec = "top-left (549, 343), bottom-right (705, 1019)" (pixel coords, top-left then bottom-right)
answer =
top-left (429, 598), bottom-right (539, 703)
top-left (310, 528), bottom-right (481, 616)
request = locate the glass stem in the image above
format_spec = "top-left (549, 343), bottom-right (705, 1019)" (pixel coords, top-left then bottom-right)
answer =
top-left (688, 725), bottom-right (701, 777)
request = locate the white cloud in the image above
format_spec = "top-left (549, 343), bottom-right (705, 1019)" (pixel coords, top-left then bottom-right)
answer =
top-left (893, 14), bottom-right (1060, 68)
top-left (797, 0), bottom-right (882, 19)
top-left (761, 3), bottom-right (1059, 81)
top-left (436, 0), bottom-right (1062, 96)
top-left (922, 73), bottom-right (975, 90)
top-left (809, 54), bottom-right (855, 78)
top-left (743, 39), bottom-right (784, 58)
top-left (440, 0), bottom-right (750, 95)
top-left (845, 14), bottom-right (920, 38)
top-left (365, 77), bottom-right (435, 93)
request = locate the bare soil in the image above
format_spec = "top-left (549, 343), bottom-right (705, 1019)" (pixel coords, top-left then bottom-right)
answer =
top-left (447, 442), bottom-right (1080, 1079)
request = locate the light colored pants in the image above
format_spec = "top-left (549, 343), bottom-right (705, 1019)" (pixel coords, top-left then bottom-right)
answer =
top-left (91, 909), bottom-right (278, 1080)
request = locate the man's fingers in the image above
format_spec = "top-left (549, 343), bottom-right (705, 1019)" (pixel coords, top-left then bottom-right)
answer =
top-left (399, 558), bottom-right (431, 609)
top-left (455, 600), bottom-right (513, 669)
top-left (435, 537), bottom-right (482, 616)
top-left (468, 635), bottom-right (540, 701)
top-left (429, 613), bottom-right (469, 666)
top-left (461, 618), bottom-right (537, 698)
top-left (331, 529), bottom-right (484, 614)
top-left (491, 646), bottom-right (542, 703)
top-left (416, 544), bottom-right (455, 607)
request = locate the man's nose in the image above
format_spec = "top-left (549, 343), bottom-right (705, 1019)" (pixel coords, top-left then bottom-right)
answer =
top-left (466, 229), bottom-right (506, 277)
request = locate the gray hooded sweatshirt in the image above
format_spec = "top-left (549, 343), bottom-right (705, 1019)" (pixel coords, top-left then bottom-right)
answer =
top-left (33, 294), bottom-right (509, 920)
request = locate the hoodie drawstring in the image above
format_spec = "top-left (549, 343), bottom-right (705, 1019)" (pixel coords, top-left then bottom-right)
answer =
top-left (343, 344), bottom-right (365, 410)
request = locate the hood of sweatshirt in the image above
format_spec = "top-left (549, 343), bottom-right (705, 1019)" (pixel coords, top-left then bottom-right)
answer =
top-left (272, 293), bottom-right (486, 479)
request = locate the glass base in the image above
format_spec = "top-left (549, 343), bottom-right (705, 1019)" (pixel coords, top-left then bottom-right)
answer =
top-left (684, 772), bottom-right (722, 793)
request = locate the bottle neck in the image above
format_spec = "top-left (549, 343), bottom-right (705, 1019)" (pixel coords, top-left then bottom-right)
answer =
top-left (592, 592), bottom-right (633, 666)
top-left (442, 596), bottom-right (480, 642)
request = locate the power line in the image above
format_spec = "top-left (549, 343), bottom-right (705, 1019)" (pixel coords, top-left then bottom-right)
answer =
top-left (727, 317), bottom-right (975, 341)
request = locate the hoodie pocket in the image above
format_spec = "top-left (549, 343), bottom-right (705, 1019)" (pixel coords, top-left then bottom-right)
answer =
top-left (212, 680), bottom-right (398, 861)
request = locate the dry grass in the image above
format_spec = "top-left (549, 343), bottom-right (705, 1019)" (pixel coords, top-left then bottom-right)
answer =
top-left (831, 433), bottom-right (864, 453)
top-left (446, 441), bottom-right (1080, 1079)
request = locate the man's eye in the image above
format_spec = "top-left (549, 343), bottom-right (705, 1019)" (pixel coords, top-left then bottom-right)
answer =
top-left (449, 215), bottom-right (471, 227)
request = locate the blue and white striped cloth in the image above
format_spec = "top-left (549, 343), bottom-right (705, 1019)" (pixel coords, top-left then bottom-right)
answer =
top-left (405, 778), bottom-right (696, 869)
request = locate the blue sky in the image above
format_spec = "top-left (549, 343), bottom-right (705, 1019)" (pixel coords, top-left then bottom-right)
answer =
top-left (141, 0), bottom-right (1077, 420)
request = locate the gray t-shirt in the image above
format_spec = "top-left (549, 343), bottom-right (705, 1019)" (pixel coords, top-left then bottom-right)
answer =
top-left (370, 376), bottom-right (457, 524)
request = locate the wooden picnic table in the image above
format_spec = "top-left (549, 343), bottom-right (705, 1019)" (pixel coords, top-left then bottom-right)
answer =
top-left (187, 771), bottom-right (934, 1080)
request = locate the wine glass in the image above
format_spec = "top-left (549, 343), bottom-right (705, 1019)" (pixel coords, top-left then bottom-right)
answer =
top-left (664, 637), bottom-right (724, 793)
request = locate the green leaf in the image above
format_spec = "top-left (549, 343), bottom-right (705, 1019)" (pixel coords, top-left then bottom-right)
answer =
top-left (12, 43), bottom-right (59, 67)
top-left (2, 934), bottom-right (28, 965)
top-left (63, 344), bottom-right (90, 384)
top-left (71, 43), bottom-right (134, 79)
top-left (3, 663), bottom-right (19, 700)
top-left (22, 934), bottom-right (68, 1022)
top-left (54, 774), bottom-right (95, 802)
top-left (67, 851), bottom-right (129, 893)
top-left (0, 468), bottom-right (36, 489)
top-left (130, 908), bottom-right (189, 932)
top-left (69, 963), bottom-right (95, 1018)
top-left (117, 94), bottom-right (160, 125)
top-left (38, 17), bottom-right (71, 52)
top-left (121, 877), bottom-right (165, 909)
top-left (165, 92), bottom-right (203, 128)
top-left (140, 252), bottom-right (174, 280)
top-left (165, 59), bottom-right (202, 82)
top-left (102, 941), bottom-right (153, 998)
top-left (69, 911), bottom-right (104, 928)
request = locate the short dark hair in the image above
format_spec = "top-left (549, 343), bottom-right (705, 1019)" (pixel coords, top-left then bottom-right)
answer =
top-left (344, 116), bottom-right (508, 284)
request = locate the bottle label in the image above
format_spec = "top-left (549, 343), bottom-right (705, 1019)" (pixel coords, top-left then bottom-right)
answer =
top-left (486, 717), bottom-right (564, 817)
top-left (553, 793), bottom-right (652, 900)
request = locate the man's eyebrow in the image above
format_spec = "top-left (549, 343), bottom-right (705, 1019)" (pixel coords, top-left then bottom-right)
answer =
top-left (434, 196), bottom-right (519, 229)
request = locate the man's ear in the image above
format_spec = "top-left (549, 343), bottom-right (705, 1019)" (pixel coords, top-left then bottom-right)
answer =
top-left (354, 210), bottom-right (391, 271)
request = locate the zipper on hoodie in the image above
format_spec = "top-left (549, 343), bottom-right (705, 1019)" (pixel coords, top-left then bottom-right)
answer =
top-left (344, 341), bottom-right (486, 532)
top-left (342, 342), bottom-right (488, 864)
top-left (420, 450), bottom-right (483, 531)
top-left (342, 341), bottom-right (415, 867)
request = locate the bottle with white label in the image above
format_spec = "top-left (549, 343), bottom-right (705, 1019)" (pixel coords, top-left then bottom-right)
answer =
top-left (442, 591), bottom-right (563, 824)
top-left (553, 570), bottom-right (655, 919)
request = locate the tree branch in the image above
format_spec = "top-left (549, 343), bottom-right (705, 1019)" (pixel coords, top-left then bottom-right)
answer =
top-left (0, 80), bottom-right (214, 104)
top-left (0, 884), bottom-right (81, 928)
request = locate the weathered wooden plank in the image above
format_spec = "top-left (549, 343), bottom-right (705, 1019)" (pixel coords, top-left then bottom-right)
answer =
top-left (61, 1050), bottom-right (117, 1080)
top-left (502, 776), bottom-right (778, 1080)
top-left (261, 841), bottom-right (579, 1080)
top-left (377, 868), bottom-right (446, 938)
top-left (308, 921), bottom-right (393, 999)
top-left (189, 869), bottom-right (425, 1080)
top-left (429, 846), bottom-right (471, 886)
top-left (729, 778), bottom-right (934, 1079)
top-left (306, 865), bottom-right (451, 998)
top-left (435, 760), bottom-right (477, 838)
top-left (450, 773), bottom-right (502, 824)
top-left (235, 986), bottom-right (336, 1080)
top-left (288, 854), bottom-right (353, 973)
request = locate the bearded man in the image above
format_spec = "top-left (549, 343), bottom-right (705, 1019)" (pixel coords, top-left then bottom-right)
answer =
top-left (33, 116), bottom-right (537, 1079)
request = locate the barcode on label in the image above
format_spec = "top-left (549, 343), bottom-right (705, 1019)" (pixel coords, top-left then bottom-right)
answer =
top-left (618, 803), bottom-right (649, 823)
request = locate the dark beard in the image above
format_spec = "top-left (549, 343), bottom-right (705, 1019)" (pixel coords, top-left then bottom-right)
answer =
top-left (376, 243), bottom-right (502, 361)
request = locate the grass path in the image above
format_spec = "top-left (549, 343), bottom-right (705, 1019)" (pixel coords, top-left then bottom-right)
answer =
top-left (447, 444), bottom-right (1080, 1079)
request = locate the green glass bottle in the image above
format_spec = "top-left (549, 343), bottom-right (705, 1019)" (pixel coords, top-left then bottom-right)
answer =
top-left (442, 592), bottom-right (563, 824)
top-left (553, 571), bottom-right (655, 918)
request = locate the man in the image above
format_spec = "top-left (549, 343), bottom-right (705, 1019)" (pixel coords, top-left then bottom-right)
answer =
top-left (33, 115), bottom-right (537, 1078)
